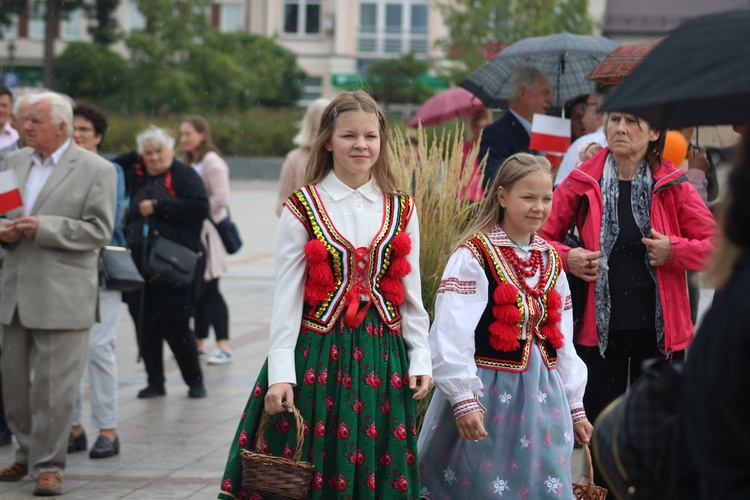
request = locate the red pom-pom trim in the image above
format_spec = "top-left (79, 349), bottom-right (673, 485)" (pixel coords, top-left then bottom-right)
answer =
top-left (489, 321), bottom-right (521, 351)
top-left (380, 277), bottom-right (405, 305)
top-left (390, 232), bottom-right (411, 257)
top-left (540, 289), bottom-right (564, 348)
top-left (382, 233), bottom-right (412, 304)
top-left (304, 240), bottom-right (335, 306)
top-left (494, 283), bottom-right (517, 304)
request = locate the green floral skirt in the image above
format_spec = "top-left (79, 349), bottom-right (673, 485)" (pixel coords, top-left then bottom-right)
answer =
top-left (218, 308), bottom-right (422, 499)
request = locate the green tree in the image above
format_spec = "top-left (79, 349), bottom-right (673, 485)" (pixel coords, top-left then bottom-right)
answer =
top-left (437, 0), bottom-right (593, 83)
top-left (54, 42), bottom-right (129, 102)
top-left (88, 0), bottom-right (121, 45)
top-left (366, 52), bottom-right (433, 106)
top-left (188, 31), bottom-right (306, 110)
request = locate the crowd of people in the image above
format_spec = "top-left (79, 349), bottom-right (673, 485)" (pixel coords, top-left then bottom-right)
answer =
top-left (0, 44), bottom-right (741, 497)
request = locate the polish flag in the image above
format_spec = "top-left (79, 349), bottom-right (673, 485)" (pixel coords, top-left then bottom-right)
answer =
top-left (0, 170), bottom-right (23, 214)
top-left (529, 114), bottom-right (571, 154)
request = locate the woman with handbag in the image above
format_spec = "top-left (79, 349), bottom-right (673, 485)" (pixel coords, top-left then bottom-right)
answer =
top-left (123, 125), bottom-right (210, 399)
top-left (180, 115), bottom-right (233, 365)
top-left (541, 111), bottom-right (717, 490)
top-left (218, 91), bottom-right (433, 499)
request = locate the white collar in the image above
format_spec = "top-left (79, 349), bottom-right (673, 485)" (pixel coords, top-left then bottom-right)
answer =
top-left (319, 170), bottom-right (381, 202)
top-left (32, 138), bottom-right (72, 166)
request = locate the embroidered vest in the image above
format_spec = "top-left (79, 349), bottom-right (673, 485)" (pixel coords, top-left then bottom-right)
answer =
top-left (287, 185), bottom-right (414, 333)
top-left (465, 234), bottom-right (563, 372)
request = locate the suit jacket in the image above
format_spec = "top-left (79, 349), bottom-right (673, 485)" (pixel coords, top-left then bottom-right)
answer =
top-left (0, 143), bottom-right (117, 330)
top-left (478, 110), bottom-right (536, 188)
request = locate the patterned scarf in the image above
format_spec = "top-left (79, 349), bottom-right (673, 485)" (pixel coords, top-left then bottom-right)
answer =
top-left (595, 153), bottom-right (664, 356)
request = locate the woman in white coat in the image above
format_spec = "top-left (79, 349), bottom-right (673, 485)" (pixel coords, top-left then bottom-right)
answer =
top-left (180, 115), bottom-right (232, 364)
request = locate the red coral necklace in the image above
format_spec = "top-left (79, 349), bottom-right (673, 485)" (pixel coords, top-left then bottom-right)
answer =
top-left (499, 245), bottom-right (547, 298)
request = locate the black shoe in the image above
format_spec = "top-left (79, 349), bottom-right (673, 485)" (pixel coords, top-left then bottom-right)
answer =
top-left (89, 435), bottom-right (119, 459)
top-left (188, 384), bottom-right (207, 398)
top-left (0, 432), bottom-right (11, 447)
top-left (137, 385), bottom-right (166, 398)
top-left (67, 431), bottom-right (87, 454)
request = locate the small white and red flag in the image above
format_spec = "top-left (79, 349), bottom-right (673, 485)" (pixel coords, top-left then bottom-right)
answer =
top-left (529, 114), bottom-right (572, 154)
top-left (0, 170), bottom-right (23, 214)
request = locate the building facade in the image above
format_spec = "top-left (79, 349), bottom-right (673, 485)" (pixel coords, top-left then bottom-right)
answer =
top-left (0, 0), bottom-right (449, 102)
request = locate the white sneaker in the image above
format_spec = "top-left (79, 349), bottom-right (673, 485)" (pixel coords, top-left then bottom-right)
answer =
top-left (207, 349), bottom-right (232, 365)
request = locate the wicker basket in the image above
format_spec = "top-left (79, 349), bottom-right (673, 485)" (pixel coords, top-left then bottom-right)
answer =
top-left (572, 443), bottom-right (609, 500)
top-left (241, 401), bottom-right (315, 499)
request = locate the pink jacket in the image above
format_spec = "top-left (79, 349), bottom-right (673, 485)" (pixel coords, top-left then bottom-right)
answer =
top-left (198, 151), bottom-right (230, 281)
top-left (541, 148), bottom-right (718, 354)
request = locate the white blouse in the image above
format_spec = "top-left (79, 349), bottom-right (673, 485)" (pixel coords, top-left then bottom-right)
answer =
top-left (429, 228), bottom-right (587, 411)
top-left (267, 171), bottom-right (432, 386)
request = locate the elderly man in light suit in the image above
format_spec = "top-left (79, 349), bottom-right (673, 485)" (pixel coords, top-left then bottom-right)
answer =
top-left (0, 92), bottom-right (116, 496)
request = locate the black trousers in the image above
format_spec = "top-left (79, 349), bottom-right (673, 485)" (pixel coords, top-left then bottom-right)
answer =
top-left (578, 329), bottom-right (686, 490)
top-left (194, 278), bottom-right (229, 342)
top-left (141, 317), bottom-right (203, 388)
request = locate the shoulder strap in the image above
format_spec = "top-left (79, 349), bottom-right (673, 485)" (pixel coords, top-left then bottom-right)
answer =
top-left (567, 196), bottom-right (589, 243)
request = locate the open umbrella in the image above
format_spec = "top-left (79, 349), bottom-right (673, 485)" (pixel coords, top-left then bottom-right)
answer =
top-left (585, 38), bottom-right (664, 87)
top-left (602, 5), bottom-right (750, 129)
top-left (408, 87), bottom-right (485, 128)
top-left (459, 32), bottom-right (619, 109)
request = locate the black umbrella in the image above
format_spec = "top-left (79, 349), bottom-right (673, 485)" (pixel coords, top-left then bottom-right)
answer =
top-left (601, 5), bottom-right (750, 129)
top-left (459, 32), bottom-right (619, 109)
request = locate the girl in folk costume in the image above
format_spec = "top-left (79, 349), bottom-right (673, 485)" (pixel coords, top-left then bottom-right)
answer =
top-left (218, 90), bottom-right (433, 500)
top-left (417, 153), bottom-right (593, 499)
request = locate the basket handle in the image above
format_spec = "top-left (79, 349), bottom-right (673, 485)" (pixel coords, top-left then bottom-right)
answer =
top-left (582, 442), bottom-right (595, 483)
top-left (254, 401), bottom-right (306, 462)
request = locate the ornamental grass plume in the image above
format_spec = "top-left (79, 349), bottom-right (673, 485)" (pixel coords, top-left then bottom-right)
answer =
top-left (389, 123), bottom-right (487, 432)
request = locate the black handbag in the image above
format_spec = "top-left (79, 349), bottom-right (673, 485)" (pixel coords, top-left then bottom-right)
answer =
top-left (213, 210), bottom-right (243, 255)
top-left (99, 246), bottom-right (145, 292)
top-left (146, 236), bottom-right (201, 287)
top-left (562, 196), bottom-right (589, 338)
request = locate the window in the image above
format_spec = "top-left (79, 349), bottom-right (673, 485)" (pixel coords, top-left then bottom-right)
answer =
top-left (283, 0), bottom-right (321, 36)
top-left (3, 16), bottom-right (19, 39)
top-left (411, 4), bottom-right (427, 34)
top-left (385, 4), bottom-right (401, 34)
top-left (301, 76), bottom-right (323, 103)
top-left (357, 1), bottom-right (429, 58)
top-left (62, 9), bottom-right (83, 40)
top-left (30, 4), bottom-right (45, 40)
top-left (127, 2), bottom-right (146, 32)
top-left (221, 4), bottom-right (243, 32)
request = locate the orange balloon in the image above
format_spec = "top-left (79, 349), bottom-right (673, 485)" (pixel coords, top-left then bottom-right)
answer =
top-left (663, 130), bottom-right (688, 167)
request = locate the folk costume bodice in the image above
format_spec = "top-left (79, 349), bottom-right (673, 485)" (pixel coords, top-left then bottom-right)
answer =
top-left (464, 229), bottom-right (564, 371)
top-left (286, 183), bottom-right (414, 333)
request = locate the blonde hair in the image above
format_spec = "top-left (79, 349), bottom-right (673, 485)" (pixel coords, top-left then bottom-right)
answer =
top-left (304, 90), bottom-right (402, 194)
top-left (293, 98), bottom-right (331, 149)
top-left (454, 153), bottom-right (553, 251)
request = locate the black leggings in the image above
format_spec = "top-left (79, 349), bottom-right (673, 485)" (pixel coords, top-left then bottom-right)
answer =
top-left (194, 278), bottom-right (229, 341)
top-left (141, 317), bottom-right (203, 388)
top-left (578, 330), bottom-right (685, 490)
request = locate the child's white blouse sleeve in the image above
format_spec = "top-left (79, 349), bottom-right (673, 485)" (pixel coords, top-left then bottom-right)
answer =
top-left (267, 208), bottom-right (309, 387)
top-left (552, 267), bottom-right (588, 411)
top-left (429, 246), bottom-right (487, 405)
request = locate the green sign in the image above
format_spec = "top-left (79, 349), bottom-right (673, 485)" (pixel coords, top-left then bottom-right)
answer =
top-left (331, 73), bottom-right (368, 90)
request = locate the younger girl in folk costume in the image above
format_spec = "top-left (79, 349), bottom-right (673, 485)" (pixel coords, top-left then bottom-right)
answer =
top-left (417, 153), bottom-right (593, 499)
top-left (218, 90), bottom-right (433, 500)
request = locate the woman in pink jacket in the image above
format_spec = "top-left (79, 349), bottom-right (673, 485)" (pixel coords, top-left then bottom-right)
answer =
top-left (541, 111), bottom-right (717, 488)
top-left (180, 116), bottom-right (233, 364)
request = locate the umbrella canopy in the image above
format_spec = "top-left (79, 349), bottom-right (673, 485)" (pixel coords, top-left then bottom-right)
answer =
top-left (408, 87), bottom-right (485, 128)
top-left (459, 32), bottom-right (619, 109)
top-left (585, 38), bottom-right (663, 87)
top-left (602, 5), bottom-right (750, 129)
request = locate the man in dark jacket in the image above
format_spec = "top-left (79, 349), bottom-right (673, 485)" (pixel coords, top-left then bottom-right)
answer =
top-left (478, 65), bottom-right (553, 189)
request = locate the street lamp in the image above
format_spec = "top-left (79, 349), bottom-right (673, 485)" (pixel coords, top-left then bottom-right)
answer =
top-left (7, 39), bottom-right (15, 73)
